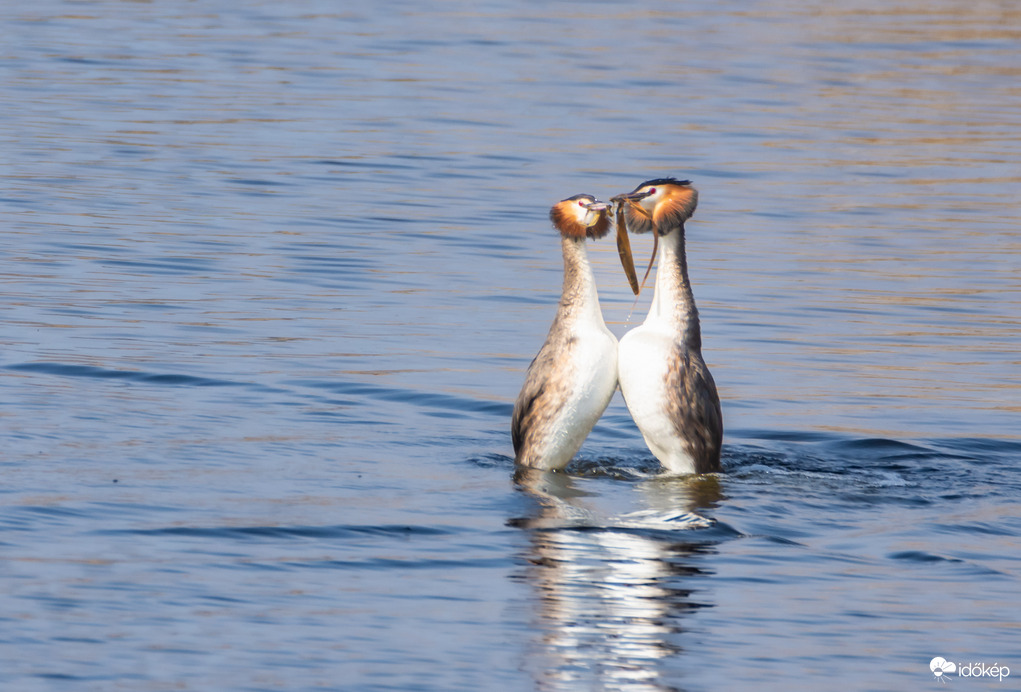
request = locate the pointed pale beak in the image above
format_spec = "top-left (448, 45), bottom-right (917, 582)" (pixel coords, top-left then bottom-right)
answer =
top-left (581, 200), bottom-right (609, 227)
top-left (612, 190), bottom-right (653, 220)
top-left (618, 190), bottom-right (653, 202)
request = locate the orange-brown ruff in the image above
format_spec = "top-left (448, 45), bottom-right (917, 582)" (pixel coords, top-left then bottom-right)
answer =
top-left (511, 195), bottom-right (618, 471)
top-left (616, 179), bottom-right (723, 474)
top-left (621, 180), bottom-right (698, 237)
top-left (549, 196), bottom-right (611, 240)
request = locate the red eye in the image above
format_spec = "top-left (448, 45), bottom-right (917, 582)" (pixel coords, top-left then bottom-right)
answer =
top-left (647, 187), bottom-right (656, 195)
top-left (578, 200), bottom-right (585, 207)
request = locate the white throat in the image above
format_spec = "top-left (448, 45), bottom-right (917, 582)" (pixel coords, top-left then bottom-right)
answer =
top-left (562, 237), bottom-right (606, 328)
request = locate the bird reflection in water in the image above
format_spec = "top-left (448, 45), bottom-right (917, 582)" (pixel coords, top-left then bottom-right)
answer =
top-left (511, 468), bottom-right (724, 692)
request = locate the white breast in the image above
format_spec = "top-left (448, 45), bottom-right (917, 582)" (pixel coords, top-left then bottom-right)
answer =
top-left (617, 323), bottom-right (697, 474)
top-left (536, 320), bottom-right (618, 470)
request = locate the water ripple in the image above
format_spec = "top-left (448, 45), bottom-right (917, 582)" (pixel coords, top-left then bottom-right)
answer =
top-left (2, 2), bottom-right (1020, 690)
top-left (97, 523), bottom-right (461, 541)
top-left (6, 362), bottom-right (241, 388)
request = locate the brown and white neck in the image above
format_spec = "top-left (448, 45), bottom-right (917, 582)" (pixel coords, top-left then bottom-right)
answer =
top-left (645, 224), bottom-right (702, 351)
top-left (556, 236), bottom-right (605, 328)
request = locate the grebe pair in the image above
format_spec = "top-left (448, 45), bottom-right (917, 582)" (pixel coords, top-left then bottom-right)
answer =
top-left (511, 179), bottom-right (722, 475)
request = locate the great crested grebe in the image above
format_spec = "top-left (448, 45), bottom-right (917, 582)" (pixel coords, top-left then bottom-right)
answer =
top-left (613, 179), bottom-right (723, 474)
top-left (511, 194), bottom-right (619, 471)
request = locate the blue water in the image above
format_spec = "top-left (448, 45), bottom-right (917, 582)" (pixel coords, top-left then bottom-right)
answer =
top-left (2, 1), bottom-right (1019, 690)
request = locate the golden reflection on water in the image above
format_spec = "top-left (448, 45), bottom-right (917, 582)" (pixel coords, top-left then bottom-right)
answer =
top-left (514, 470), bottom-right (723, 691)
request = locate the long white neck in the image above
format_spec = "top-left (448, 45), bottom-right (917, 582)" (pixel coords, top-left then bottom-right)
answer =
top-left (557, 236), bottom-right (605, 328)
top-left (645, 224), bottom-right (702, 351)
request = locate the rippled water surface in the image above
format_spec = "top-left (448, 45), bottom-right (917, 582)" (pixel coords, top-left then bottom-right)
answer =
top-left (2, 1), bottom-right (1020, 690)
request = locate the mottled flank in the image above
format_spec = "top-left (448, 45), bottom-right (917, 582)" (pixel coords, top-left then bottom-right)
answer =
top-left (616, 179), bottom-right (723, 475)
top-left (512, 233), bottom-right (617, 470)
top-left (511, 278), bottom-right (582, 461)
top-left (511, 334), bottom-right (577, 464)
top-left (664, 343), bottom-right (723, 474)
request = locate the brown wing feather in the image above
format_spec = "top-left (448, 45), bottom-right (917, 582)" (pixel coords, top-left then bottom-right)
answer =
top-left (511, 337), bottom-right (576, 464)
top-left (511, 357), bottom-right (546, 455)
top-left (664, 344), bottom-right (723, 474)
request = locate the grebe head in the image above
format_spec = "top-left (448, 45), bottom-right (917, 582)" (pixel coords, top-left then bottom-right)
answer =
top-left (549, 194), bottom-right (611, 240)
top-left (614, 178), bottom-right (698, 236)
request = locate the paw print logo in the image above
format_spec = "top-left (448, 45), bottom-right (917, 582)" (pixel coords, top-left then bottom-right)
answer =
top-left (931, 657), bottom-right (957, 683)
